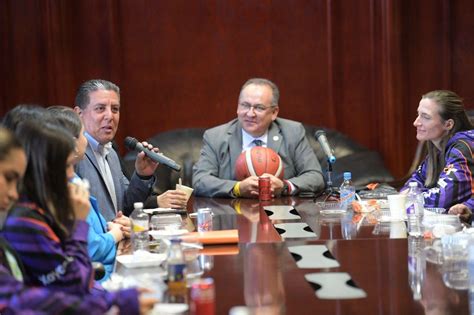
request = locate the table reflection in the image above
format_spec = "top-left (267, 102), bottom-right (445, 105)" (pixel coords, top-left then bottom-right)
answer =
top-left (192, 197), bottom-right (238, 231)
top-left (408, 237), bottom-right (425, 301)
top-left (191, 196), bottom-right (412, 241)
top-left (244, 243), bottom-right (285, 314)
top-left (400, 236), bottom-right (471, 315)
top-left (192, 197), bottom-right (282, 243)
top-left (421, 264), bottom-right (467, 315)
top-left (341, 213), bottom-right (357, 239)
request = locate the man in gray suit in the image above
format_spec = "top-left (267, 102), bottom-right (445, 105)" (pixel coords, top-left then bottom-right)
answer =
top-left (193, 78), bottom-right (325, 198)
top-left (74, 79), bottom-right (187, 221)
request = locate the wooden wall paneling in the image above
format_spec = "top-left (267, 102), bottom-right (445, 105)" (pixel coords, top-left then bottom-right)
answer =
top-left (65, 1), bottom-right (126, 142)
top-left (67, 1), bottom-right (123, 85)
top-left (1, 0), bottom-right (49, 108)
top-left (1, 0), bottom-right (474, 178)
top-left (270, 1), bottom-right (331, 127)
top-left (397, 0), bottom-right (454, 178)
top-left (325, 0), bottom-right (336, 128)
top-left (41, 1), bottom-right (76, 107)
top-left (376, 0), bottom-right (408, 178)
top-left (0, 1), bottom-right (11, 112)
top-left (119, 0), bottom-right (197, 137)
top-left (451, 0), bottom-right (474, 107)
top-left (440, 0), bottom-right (452, 89)
top-left (403, 0), bottom-right (451, 95)
top-left (117, 0), bottom-right (276, 144)
top-left (212, 0), bottom-right (274, 116)
top-left (327, 0), bottom-right (380, 149)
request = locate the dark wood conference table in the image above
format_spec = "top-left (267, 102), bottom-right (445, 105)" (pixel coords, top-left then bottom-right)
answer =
top-left (121, 196), bottom-right (470, 314)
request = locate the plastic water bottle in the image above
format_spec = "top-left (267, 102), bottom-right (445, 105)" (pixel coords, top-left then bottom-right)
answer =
top-left (130, 202), bottom-right (149, 252)
top-left (339, 172), bottom-right (355, 210)
top-left (406, 182), bottom-right (424, 237)
top-left (408, 236), bottom-right (424, 300)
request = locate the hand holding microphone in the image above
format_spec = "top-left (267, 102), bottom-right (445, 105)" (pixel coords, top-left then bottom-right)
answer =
top-left (124, 136), bottom-right (182, 172)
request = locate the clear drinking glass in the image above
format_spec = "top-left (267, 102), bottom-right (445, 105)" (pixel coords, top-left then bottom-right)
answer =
top-left (441, 233), bottom-right (471, 289)
top-left (149, 215), bottom-right (183, 253)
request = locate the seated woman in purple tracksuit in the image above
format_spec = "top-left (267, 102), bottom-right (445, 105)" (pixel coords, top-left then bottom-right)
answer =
top-left (402, 90), bottom-right (473, 222)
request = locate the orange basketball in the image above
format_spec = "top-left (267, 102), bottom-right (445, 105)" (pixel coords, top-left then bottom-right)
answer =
top-left (235, 146), bottom-right (284, 180)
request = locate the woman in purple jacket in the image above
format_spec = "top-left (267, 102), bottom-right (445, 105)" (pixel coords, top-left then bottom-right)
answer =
top-left (402, 90), bottom-right (473, 217)
top-left (0, 124), bottom-right (156, 314)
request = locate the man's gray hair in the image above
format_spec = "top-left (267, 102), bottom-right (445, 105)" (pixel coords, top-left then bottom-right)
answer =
top-left (75, 79), bottom-right (120, 109)
top-left (239, 78), bottom-right (280, 107)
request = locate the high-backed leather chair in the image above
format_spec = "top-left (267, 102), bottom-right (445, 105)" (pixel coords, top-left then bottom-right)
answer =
top-left (304, 125), bottom-right (394, 187)
top-left (123, 126), bottom-right (394, 193)
top-left (124, 128), bottom-right (205, 194)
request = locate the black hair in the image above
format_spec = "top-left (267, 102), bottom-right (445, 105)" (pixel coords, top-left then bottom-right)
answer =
top-left (47, 106), bottom-right (82, 138)
top-left (17, 121), bottom-right (76, 238)
top-left (2, 104), bottom-right (50, 131)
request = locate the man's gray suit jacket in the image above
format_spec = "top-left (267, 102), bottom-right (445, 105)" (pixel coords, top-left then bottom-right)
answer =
top-left (75, 144), bottom-right (155, 221)
top-left (192, 118), bottom-right (324, 197)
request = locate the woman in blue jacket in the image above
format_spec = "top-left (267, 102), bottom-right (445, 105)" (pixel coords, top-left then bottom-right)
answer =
top-left (48, 106), bottom-right (131, 281)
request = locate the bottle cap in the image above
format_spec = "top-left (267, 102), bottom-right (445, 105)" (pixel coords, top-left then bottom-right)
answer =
top-left (133, 202), bottom-right (144, 209)
top-left (343, 172), bottom-right (352, 180)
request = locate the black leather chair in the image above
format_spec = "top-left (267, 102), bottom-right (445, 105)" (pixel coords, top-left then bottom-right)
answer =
top-left (304, 125), bottom-right (394, 187)
top-left (123, 126), bottom-right (394, 193)
top-left (124, 128), bottom-right (205, 194)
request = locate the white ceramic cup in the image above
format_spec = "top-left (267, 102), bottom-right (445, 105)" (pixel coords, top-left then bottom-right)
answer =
top-left (176, 183), bottom-right (194, 201)
top-left (387, 194), bottom-right (407, 219)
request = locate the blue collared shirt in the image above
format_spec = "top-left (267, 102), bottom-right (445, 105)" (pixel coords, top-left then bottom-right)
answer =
top-left (241, 129), bottom-right (268, 151)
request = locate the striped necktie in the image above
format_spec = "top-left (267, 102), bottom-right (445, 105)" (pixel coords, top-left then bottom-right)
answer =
top-left (98, 144), bottom-right (118, 212)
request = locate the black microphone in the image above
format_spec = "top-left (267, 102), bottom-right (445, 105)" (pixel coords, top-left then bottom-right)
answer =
top-left (314, 130), bottom-right (336, 164)
top-left (124, 137), bottom-right (182, 172)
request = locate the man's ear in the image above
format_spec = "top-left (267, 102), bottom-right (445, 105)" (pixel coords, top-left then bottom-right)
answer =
top-left (74, 106), bottom-right (82, 116)
top-left (271, 106), bottom-right (279, 121)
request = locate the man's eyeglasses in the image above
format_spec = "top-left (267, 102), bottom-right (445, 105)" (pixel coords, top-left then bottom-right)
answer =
top-left (239, 102), bottom-right (275, 113)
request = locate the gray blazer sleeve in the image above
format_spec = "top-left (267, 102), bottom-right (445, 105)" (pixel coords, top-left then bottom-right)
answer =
top-left (276, 121), bottom-right (325, 193)
top-left (192, 128), bottom-right (237, 197)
